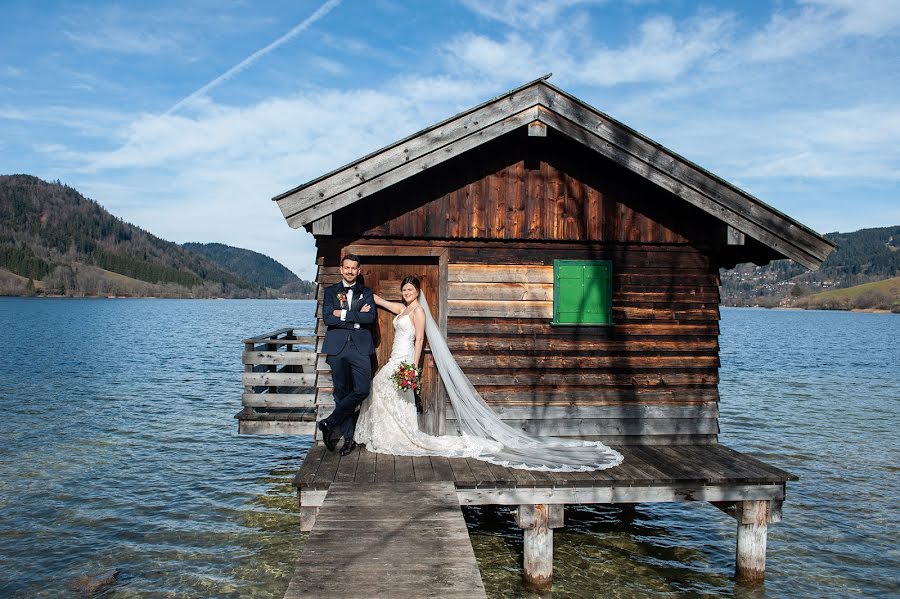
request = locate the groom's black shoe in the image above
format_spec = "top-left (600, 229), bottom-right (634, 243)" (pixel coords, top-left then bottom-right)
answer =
top-left (339, 440), bottom-right (358, 457)
top-left (318, 421), bottom-right (337, 451)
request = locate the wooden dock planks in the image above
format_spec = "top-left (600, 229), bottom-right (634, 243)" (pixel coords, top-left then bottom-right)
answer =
top-left (294, 445), bottom-right (796, 490)
top-left (284, 482), bottom-right (486, 599)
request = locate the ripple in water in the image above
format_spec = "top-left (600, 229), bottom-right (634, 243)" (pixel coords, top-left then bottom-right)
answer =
top-left (0, 300), bottom-right (897, 597)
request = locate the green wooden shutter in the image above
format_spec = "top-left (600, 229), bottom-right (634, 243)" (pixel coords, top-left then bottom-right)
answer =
top-left (553, 260), bottom-right (611, 325)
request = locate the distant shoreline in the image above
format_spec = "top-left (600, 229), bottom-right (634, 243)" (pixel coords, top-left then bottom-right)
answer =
top-left (3, 295), bottom-right (890, 312)
top-left (0, 294), bottom-right (314, 300)
top-left (723, 305), bottom-right (894, 314)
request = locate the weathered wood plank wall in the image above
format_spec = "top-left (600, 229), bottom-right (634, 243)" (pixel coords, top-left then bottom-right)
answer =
top-left (314, 244), bottom-right (720, 444)
top-left (311, 131), bottom-right (723, 443)
top-left (327, 131), bottom-right (722, 247)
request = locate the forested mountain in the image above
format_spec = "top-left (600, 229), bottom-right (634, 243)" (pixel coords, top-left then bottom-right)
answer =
top-left (182, 242), bottom-right (303, 290)
top-left (721, 225), bottom-right (900, 308)
top-left (0, 175), bottom-right (312, 298)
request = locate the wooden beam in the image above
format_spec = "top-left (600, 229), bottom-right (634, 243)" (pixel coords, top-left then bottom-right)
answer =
top-left (275, 85), bottom-right (543, 220)
top-left (534, 85), bottom-right (835, 264)
top-left (236, 419), bottom-right (315, 435)
top-left (276, 80), bottom-right (833, 269)
top-left (312, 214), bottom-right (332, 236)
top-left (287, 106), bottom-right (541, 227)
top-left (446, 404), bottom-right (720, 421)
top-left (457, 483), bottom-right (786, 505)
top-left (517, 503), bottom-right (564, 529)
top-left (241, 393), bottom-right (316, 408)
top-left (528, 120), bottom-right (547, 137)
top-left (534, 107), bottom-right (825, 270)
top-left (727, 226), bottom-right (746, 246)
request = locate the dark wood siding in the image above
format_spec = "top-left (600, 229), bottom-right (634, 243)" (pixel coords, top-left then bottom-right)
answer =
top-left (331, 130), bottom-right (723, 246)
top-left (315, 238), bottom-right (720, 445)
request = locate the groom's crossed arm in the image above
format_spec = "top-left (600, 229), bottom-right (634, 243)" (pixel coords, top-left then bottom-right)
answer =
top-left (322, 287), bottom-right (376, 329)
top-left (343, 288), bottom-right (376, 326)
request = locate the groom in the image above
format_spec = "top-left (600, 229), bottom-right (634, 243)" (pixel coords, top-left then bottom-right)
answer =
top-left (318, 253), bottom-right (376, 456)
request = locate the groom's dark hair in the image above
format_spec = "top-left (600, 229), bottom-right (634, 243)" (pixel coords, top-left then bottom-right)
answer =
top-left (341, 253), bottom-right (361, 266)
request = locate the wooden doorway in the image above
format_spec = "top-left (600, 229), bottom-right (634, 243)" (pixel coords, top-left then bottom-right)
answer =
top-left (359, 257), bottom-right (439, 371)
top-left (350, 246), bottom-right (448, 434)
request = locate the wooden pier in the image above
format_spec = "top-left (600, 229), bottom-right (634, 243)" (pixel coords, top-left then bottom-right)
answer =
top-left (285, 443), bottom-right (796, 592)
top-left (284, 482), bottom-right (486, 598)
top-left (250, 78), bottom-right (834, 594)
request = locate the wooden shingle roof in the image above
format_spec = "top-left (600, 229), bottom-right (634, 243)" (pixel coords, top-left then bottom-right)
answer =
top-left (273, 76), bottom-right (835, 270)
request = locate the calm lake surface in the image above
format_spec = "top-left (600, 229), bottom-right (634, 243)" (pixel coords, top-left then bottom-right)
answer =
top-left (0, 299), bottom-right (897, 598)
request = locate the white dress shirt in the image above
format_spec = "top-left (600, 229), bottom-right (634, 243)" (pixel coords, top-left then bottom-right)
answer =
top-left (340, 283), bottom-right (360, 329)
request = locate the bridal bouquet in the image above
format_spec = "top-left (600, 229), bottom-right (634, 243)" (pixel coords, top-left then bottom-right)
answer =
top-left (391, 362), bottom-right (421, 394)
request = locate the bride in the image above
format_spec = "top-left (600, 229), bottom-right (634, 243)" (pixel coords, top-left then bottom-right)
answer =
top-left (353, 276), bottom-right (623, 472)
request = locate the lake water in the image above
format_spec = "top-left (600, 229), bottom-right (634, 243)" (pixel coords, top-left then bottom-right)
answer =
top-left (0, 299), bottom-right (897, 598)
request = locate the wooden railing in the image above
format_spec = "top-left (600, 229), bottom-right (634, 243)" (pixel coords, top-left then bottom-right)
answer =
top-left (236, 327), bottom-right (318, 435)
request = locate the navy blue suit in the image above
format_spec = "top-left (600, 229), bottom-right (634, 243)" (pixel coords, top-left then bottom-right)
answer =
top-left (321, 281), bottom-right (376, 443)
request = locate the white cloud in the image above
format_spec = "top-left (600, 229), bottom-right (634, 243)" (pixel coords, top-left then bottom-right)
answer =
top-left (1, 66), bottom-right (25, 77)
top-left (17, 1), bottom-right (900, 276)
top-left (59, 5), bottom-right (191, 55)
top-left (446, 12), bottom-right (730, 87)
top-left (38, 77), bottom-right (493, 278)
top-left (445, 33), bottom-right (544, 81)
top-left (803, 0), bottom-right (900, 36)
top-left (744, 8), bottom-right (831, 62)
top-left (64, 27), bottom-right (182, 55)
top-left (737, 104), bottom-right (900, 180)
top-left (166, 0), bottom-right (342, 115)
top-left (745, 0), bottom-right (900, 63)
top-left (458, 0), bottom-right (602, 30)
top-left (581, 14), bottom-right (729, 85)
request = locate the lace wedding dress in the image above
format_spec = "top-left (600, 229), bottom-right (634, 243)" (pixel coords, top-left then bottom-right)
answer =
top-left (355, 312), bottom-right (502, 458)
top-left (354, 298), bottom-right (624, 472)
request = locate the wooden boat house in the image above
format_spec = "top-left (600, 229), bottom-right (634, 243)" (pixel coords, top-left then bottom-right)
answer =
top-left (238, 77), bottom-right (835, 593)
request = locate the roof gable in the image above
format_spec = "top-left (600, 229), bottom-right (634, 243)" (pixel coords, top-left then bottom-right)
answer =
top-left (273, 77), bottom-right (835, 270)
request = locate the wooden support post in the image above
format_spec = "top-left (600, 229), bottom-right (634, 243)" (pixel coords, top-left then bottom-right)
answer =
top-left (517, 504), bottom-right (564, 591)
top-left (299, 506), bottom-right (318, 532)
top-left (735, 500), bottom-right (768, 582)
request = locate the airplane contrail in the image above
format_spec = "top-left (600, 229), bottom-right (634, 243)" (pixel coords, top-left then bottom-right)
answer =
top-left (165, 0), bottom-right (341, 115)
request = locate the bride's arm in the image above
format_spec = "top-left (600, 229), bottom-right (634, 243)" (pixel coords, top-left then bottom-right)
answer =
top-left (412, 307), bottom-right (426, 365)
top-left (373, 293), bottom-right (405, 315)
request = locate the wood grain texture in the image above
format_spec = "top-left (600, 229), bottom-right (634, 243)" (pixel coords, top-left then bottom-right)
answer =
top-left (283, 482), bottom-right (486, 599)
top-left (292, 445), bottom-right (797, 490)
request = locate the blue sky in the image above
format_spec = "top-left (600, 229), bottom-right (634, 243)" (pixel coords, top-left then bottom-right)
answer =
top-left (2, 0), bottom-right (899, 279)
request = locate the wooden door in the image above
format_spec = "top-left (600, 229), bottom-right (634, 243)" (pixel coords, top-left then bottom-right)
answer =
top-left (358, 257), bottom-right (443, 433)
top-left (359, 257), bottom-right (439, 370)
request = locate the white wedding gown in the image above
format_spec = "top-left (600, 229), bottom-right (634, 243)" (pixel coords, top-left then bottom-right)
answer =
top-left (354, 312), bottom-right (502, 457)
top-left (354, 305), bottom-right (624, 472)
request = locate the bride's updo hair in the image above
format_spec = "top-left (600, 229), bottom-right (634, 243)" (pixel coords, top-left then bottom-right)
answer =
top-left (400, 275), bottom-right (421, 304)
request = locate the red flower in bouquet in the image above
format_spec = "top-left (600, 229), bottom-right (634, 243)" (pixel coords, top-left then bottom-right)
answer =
top-left (391, 361), bottom-right (421, 394)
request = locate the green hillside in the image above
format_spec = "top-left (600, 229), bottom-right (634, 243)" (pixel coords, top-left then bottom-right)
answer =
top-left (0, 175), bottom-right (309, 298)
top-left (182, 242), bottom-right (302, 290)
top-left (793, 277), bottom-right (900, 312)
top-left (721, 225), bottom-right (900, 307)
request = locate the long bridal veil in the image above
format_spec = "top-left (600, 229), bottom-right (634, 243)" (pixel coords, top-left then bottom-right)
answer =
top-left (418, 292), bottom-right (623, 472)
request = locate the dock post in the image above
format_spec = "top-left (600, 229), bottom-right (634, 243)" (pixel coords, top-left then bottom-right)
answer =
top-left (299, 506), bottom-right (318, 532)
top-left (735, 500), bottom-right (769, 582)
top-left (517, 504), bottom-right (564, 591)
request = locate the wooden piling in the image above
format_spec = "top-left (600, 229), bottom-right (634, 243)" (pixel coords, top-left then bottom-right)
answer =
top-left (735, 500), bottom-right (769, 582)
top-left (517, 503), bottom-right (564, 591)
